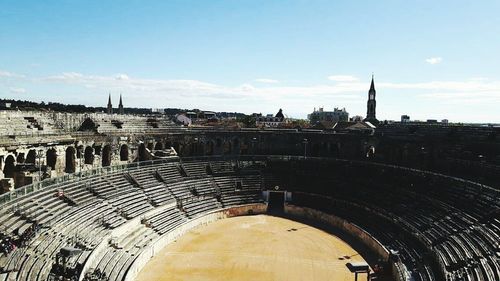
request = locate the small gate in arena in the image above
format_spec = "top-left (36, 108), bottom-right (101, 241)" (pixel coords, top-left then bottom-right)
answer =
top-left (263, 189), bottom-right (292, 213)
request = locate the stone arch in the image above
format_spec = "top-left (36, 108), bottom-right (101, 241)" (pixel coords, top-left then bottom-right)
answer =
top-left (46, 148), bottom-right (57, 170)
top-left (240, 140), bottom-right (249, 155)
top-left (102, 145), bottom-right (112, 167)
top-left (331, 143), bottom-right (340, 157)
top-left (223, 141), bottom-right (232, 154)
top-left (310, 142), bottom-right (321, 157)
top-left (16, 153), bottom-right (25, 163)
top-left (120, 144), bottom-right (129, 161)
top-left (366, 146), bottom-right (376, 158)
top-left (172, 142), bottom-right (180, 153)
top-left (205, 141), bottom-right (214, 155)
top-left (232, 138), bottom-right (240, 155)
top-left (165, 140), bottom-right (173, 149)
top-left (154, 142), bottom-right (164, 151)
top-left (146, 142), bottom-right (154, 151)
top-left (65, 146), bottom-right (76, 173)
top-left (138, 143), bottom-right (150, 161)
top-left (3, 155), bottom-right (16, 178)
top-left (26, 149), bottom-right (37, 164)
top-left (84, 146), bottom-right (94, 165)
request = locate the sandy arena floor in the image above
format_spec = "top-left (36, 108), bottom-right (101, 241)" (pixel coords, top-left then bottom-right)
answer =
top-left (135, 215), bottom-right (369, 281)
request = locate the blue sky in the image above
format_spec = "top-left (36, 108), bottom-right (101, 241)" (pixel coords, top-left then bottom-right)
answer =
top-left (1, 0), bottom-right (500, 122)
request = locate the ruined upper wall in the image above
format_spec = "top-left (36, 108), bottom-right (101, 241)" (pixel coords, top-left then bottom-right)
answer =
top-left (0, 111), bottom-right (498, 191)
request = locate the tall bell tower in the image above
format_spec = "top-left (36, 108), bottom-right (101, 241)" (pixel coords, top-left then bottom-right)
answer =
top-left (365, 74), bottom-right (378, 124)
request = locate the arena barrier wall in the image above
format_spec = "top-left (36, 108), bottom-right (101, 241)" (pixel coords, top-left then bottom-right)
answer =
top-left (284, 204), bottom-right (409, 281)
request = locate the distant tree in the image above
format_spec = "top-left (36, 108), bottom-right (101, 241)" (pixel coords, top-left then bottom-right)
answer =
top-left (237, 115), bottom-right (256, 128)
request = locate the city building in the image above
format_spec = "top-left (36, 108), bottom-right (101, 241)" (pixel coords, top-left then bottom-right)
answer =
top-left (308, 107), bottom-right (349, 124)
top-left (255, 109), bottom-right (286, 128)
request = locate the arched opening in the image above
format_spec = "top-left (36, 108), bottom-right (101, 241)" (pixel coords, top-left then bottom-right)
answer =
top-left (138, 143), bottom-right (150, 161)
top-left (205, 141), bottom-right (214, 155)
top-left (223, 141), bottom-right (232, 155)
top-left (154, 142), bottom-right (164, 151)
top-left (173, 142), bottom-right (180, 153)
top-left (26, 149), bottom-right (37, 164)
top-left (165, 140), bottom-right (173, 149)
top-left (331, 143), bottom-right (340, 157)
top-left (65, 146), bottom-right (76, 173)
top-left (3, 155), bottom-right (16, 178)
top-left (366, 146), bottom-right (376, 158)
top-left (310, 142), bottom-right (320, 157)
top-left (46, 148), bottom-right (57, 170)
top-left (16, 153), bottom-right (25, 163)
top-left (147, 142), bottom-right (154, 151)
top-left (232, 138), bottom-right (240, 155)
top-left (240, 140), bottom-right (249, 155)
top-left (188, 142), bottom-right (197, 156)
top-left (102, 145), bottom-right (112, 167)
top-left (84, 146), bottom-right (94, 165)
top-left (120, 144), bottom-right (129, 161)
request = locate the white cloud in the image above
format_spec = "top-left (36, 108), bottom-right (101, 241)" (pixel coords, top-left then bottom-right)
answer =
top-left (46, 72), bottom-right (84, 81)
top-left (2, 70), bottom-right (496, 122)
top-left (115, 74), bottom-right (130, 80)
top-left (0, 70), bottom-right (25, 78)
top-left (9, 87), bottom-right (26, 94)
top-left (425, 57), bottom-right (443, 65)
top-left (255, 78), bottom-right (279, 83)
top-left (240, 84), bottom-right (256, 91)
top-left (327, 75), bottom-right (359, 82)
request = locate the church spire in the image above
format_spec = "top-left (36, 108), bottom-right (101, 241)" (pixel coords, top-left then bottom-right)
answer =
top-left (364, 74), bottom-right (378, 125)
top-left (118, 93), bottom-right (124, 115)
top-left (107, 93), bottom-right (113, 115)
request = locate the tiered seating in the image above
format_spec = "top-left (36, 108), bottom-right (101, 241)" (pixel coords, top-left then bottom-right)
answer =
top-left (128, 169), bottom-right (174, 206)
top-left (147, 206), bottom-right (186, 235)
top-left (156, 164), bottom-right (184, 182)
top-left (0, 111), bottom-right (62, 136)
top-left (209, 161), bottom-right (234, 174)
top-left (181, 162), bottom-right (208, 177)
top-left (214, 176), bottom-right (263, 207)
top-left (92, 114), bottom-right (180, 134)
top-left (182, 197), bottom-right (219, 218)
top-left (94, 225), bottom-right (158, 281)
top-left (90, 174), bottom-right (154, 219)
top-left (265, 158), bottom-right (500, 281)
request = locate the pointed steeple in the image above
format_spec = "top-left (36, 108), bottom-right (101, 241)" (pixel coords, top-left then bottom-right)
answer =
top-left (370, 73), bottom-right (375, 92)
top-left (107, 93), bottom-right (113, 115)
top-left (364, 74), bottom-right (378, 125)
top-left (118, 93), bottom-right (124, 115)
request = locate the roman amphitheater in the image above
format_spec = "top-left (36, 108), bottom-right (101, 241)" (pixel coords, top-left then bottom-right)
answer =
top-left (0, 111), bottom-right (499, 281)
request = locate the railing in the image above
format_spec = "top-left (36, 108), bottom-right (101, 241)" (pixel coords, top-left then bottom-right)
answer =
top-left (0, 157), bottom-right (180, 206)
top-left (1, 154), bottom-right (497, 208)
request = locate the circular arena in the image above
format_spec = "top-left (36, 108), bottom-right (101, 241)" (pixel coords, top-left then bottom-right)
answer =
top-left (0, 155), bottom-right (498, 281)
